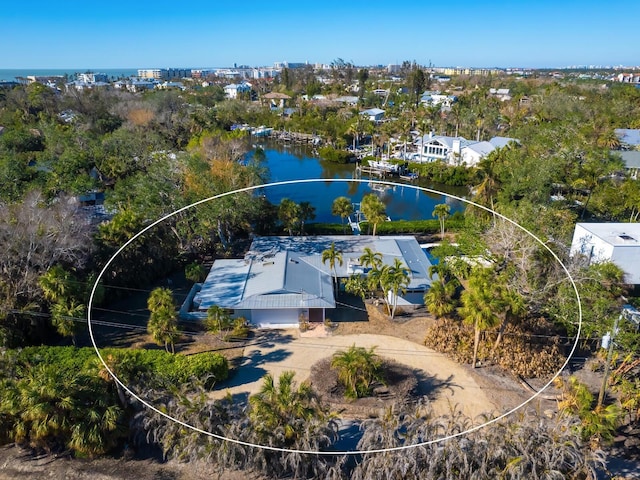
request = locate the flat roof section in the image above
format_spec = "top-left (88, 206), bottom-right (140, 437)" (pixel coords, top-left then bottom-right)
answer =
top-left (576, 223), bottom-right (640, 247)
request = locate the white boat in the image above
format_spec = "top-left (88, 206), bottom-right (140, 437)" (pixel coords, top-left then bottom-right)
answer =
top-left (368, 159), bottom-right (399, 173)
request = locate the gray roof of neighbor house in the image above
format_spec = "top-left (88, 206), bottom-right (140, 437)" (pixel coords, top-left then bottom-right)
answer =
top-left (248, 235), bottom-right (434, 290)
top-left (489, 136), bottom-right (519, 149)
top-left (615, 150), bottom-right (640, 169)
top-left (463, 141), bottom-right (495, 156)
top-left (615, 129), bottom-right (640, 147)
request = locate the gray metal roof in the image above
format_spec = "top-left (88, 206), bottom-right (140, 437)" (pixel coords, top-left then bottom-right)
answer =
top-left (615, 150), bottom-right (640, 169)
top-left (196, 236), bottom-right (434, 312)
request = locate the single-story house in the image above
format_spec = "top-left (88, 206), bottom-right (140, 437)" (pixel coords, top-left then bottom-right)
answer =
top-left (360, 108), bottom-right (385, 123)
top-left (570, 223), bottom-right (640, 284)
top-left (181, 235), bottom-right (435, 328)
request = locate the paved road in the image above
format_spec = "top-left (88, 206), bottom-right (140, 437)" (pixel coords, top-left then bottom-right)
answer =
top-left (213, 331), bottom-right (493, 419)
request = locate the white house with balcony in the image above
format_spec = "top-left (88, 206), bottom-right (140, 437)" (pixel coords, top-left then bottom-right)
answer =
top-left (224, 82), bottom-right (252, 99)
top-left (570, 223), bottom-right (640, 284)
top-left (414, 134), bottom-right (518, 167)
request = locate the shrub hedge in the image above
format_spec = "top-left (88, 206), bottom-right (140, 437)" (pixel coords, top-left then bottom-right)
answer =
top-left (15, 346), bottom-right (229, 386)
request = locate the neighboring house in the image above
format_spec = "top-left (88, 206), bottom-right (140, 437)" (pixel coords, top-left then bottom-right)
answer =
top-left (570, 223), bottom-right (640, 284)
top-left (614, 150), bottom-right (640, 179)
top-left (459, 141), bottom-right (496, 167)
top-left (334, 96), bottom-right (359, 106)
top-left (360, 108), bottom-right (385, 123)
top-left (181, 235), bottom-right (435, 328)
top-left (262, 91), bottom-right (291, 109)
top-left (224, 82), bottom-right (252, 99)
top-left (156, 81), bottom-right (186, 90)
top-left (420, 91), bottom-right (457, 107)
top-left (415, 134), bottom-right (518, 167)
top-left (489, 88), bottom-right (512, 101)
top-left (615, 129), bottom-right (640, 150)
top-left (124, 80), bottom-right (158, 92)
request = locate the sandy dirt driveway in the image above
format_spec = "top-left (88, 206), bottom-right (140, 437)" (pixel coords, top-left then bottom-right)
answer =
top-left (213, 331), bottom-right (494, 419)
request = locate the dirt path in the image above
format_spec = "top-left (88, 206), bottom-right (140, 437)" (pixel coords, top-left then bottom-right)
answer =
top-left (212, 331), bottom-right (494, 420)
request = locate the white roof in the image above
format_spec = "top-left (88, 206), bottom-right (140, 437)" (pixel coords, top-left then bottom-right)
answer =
top-left (417, 134), bottom-right (472, 150)
top-left (576, 223), bottom-right (640, 247)
top-left (615, 129), bottom-right (640, 146)
top-left (361, 108), bottom-right (385, 116)
top-left (463, 141), bottom-right (495, 156)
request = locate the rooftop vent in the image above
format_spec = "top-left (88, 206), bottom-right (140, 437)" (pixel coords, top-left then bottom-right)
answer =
top-left (618, 234), bottom-right (636, 242)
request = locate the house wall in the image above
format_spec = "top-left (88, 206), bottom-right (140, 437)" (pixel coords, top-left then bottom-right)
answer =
top-left (570, 225), bottom-right (615, 262)
top-left (611, 248), bottom-right (640, 284)
top-left (250, 309), bottom-right (300, 329)
top-left (570, 224), bottom-right (640, 284)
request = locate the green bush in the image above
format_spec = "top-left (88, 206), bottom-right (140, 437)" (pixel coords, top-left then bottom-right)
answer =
top-left (318, 146), bottom-right (353, 164)
top-left (409, 161), bottom-right (477, 186)
top-left (15, 346), bottom-right (229, 386)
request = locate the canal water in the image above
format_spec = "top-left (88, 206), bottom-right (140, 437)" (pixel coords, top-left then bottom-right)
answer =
top-left (254, 142), bottom-right (468, 223)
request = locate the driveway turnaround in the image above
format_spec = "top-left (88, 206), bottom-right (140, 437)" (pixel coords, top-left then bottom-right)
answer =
top-left (213, 331), bottom-right (495, 419)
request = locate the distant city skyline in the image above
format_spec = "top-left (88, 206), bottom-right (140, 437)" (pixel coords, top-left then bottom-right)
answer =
top-left (3, 1), bottom-right (638, 70)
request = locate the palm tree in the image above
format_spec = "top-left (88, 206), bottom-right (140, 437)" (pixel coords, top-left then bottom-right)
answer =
top-left (38, 265), bottom-right (72, 303)
top-left (331, 344), bottom-right (383, 399)
top-left (321, 242), bottom-right (343, 297)
top-left (380, 258), bottom-right (410, 319)
top-left (249, 371), bottom-right (328, 445)
top-left (432, 203), bottom-right (451, 239)
top-left (424, 280), bottom-right (457, 318)
top-left (147, 286), bottom-right (175, 313)
top-left (492, 284), bottom-right (526, 352)
top-left (361, 193), bottom-right (387, 236)
top-left (332, 196), bottom-right (353, 234)
top-left (278, 198), bottom-right (301, 236)
top-left (358, 246), bottom-right (382, 270)
top-left (457, 268), bottom-right (502, 368)
top-left (597, 128), bottom-right (621, 149)
top-left (205, 305), bottom-right (233, 340)
top-left (147, 287), bottom-right (178, 353)
top-left (51, 299), bottom-right (85, 346)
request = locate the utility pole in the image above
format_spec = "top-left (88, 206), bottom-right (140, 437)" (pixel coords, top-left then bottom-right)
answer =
top-left (597, 314), bottom-right (622, 408)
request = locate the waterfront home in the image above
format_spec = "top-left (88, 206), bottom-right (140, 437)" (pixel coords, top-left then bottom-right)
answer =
top-left (414, 134), bottom-right (519, 167)
top-left (181, 235), bottom-right (434, 328)
top-left (570, 223), bottom-right (640, 284)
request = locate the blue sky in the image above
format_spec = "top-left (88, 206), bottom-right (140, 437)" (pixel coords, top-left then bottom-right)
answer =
top-left (2, 0), bottom-right (638, 69)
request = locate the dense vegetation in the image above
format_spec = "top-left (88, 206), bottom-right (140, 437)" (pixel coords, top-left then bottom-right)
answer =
top-left (1, 64), bottom-right (640, 477)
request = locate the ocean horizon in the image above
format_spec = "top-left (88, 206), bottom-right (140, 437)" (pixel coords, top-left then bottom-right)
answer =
top-left (0, 68), bottom-right (140, 82)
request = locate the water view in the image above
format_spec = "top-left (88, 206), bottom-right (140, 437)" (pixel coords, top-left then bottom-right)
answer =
top-left (256, 142), bottom-right (468, 224)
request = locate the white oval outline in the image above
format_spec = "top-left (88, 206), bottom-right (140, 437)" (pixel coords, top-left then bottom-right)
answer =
top-left (88, 178), bottom-right (582, 456)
